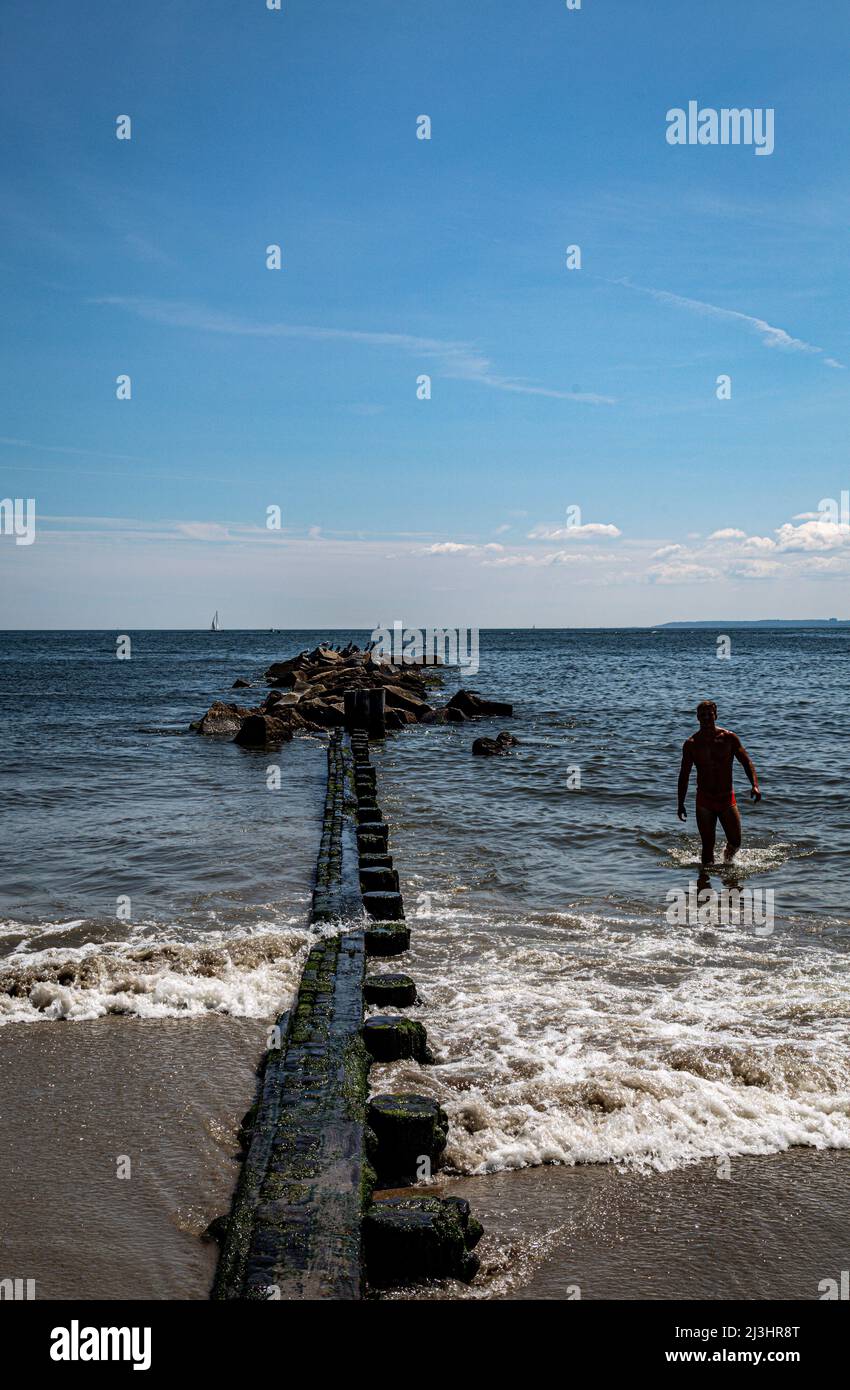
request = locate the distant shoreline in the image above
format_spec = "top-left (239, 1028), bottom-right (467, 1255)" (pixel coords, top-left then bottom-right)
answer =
top-left (657, 619), bottom-right (849, 628)
top-left (1, 621), bottom-right (849, 634)
top-left (0, 621), bottom-right (848, 634)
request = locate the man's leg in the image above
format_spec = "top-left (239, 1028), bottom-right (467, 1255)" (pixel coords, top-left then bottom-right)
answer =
top-left (695, 804), bottom-right (717, 866)
top-left (719, 803), bottom-right (742, 862)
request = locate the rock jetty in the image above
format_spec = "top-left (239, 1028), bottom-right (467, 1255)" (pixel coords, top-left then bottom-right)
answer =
top-left (192, 642), bottom-right (513, 745)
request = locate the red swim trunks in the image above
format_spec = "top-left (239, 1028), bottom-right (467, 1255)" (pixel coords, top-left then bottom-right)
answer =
top-left (696, 789), bottom-right (736, 814)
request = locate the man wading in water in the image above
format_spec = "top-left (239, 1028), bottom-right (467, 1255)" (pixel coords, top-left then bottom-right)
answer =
top-left (677, 701), bottom-right (761, 865)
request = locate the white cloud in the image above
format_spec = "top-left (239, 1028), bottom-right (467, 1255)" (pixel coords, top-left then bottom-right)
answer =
top-left (424, 541), bottom-right (475, 554)
top-left (708, 527), bottom-right (747, 540)
top-left (797, 554), bottom-right (850, 577)
top-left (774, 520), bottom-right (850, 552)
top-left (651, 543), bottom-right (684, 559)
top-left (647, 562), bottom-right (719, 585)
top-left (528, 522), bottom-right (622, 540)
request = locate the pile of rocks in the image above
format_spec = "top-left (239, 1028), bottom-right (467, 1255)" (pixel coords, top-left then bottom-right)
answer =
top-left (191, 642), bottom-right (514, 746)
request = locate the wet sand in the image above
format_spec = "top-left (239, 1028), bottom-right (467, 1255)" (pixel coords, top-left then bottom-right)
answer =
top-left (3, 1017), bottom-right (848, 1301)
top-left (0, 1016), bottom-right (265, 1300)
top-left (400, 1150), bottom-right (850, 1300)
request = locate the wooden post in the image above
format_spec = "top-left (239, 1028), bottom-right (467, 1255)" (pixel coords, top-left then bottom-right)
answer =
top-left (345, 688), bottom-right (385, 736)
top-left (366, 687), bottom-right (386, 737)
top-left (344, 689), bottom-right (368, 732)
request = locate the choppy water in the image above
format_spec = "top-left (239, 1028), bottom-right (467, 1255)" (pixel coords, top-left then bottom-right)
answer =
top-left (2, 628), bottom-right (849, 1181)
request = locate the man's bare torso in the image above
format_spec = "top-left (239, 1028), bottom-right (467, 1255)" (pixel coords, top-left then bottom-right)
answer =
top-left (684, 726), bottom-right (739, 800)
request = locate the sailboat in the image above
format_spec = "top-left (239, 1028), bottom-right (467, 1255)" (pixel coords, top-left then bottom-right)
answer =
top-left (210, 610), bottom-right (221, 632)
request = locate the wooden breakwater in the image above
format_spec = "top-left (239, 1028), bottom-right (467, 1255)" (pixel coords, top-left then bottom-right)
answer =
top-left (212, 722), bottom-right (482, 1300)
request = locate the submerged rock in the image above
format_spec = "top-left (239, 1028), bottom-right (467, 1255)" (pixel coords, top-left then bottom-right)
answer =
top-left (447, 689), bottom-right (513, 719)
top-left (472, 730), bottom-right (519, 756)
top-left (192, 701), bottom-right (252, 736)
top-left (383, 684), bottom-right (431, 716)
top-left (233, 713), bottom-right (294, 747)
top-left (298, 699), bottom-right (345, 728)
top-left (420, 708), bottom-right (448, 724)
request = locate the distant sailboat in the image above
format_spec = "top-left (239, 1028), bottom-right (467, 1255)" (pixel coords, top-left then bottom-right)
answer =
top-left (210, 610), bottom-right (221, 632)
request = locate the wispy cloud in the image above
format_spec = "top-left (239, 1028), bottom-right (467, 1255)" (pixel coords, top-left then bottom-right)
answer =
top-left (175, 521), bottom-right (231, 542)
top-left (613, 278), bottom-right (844, 367)
top-left (0, 436), bottom-right (144, 463)
top-left (482, 550), bottom-right (610, 569)
top-left (728, 559), bottom-right (782, 580)
top-left (93, 296), bottom-right (616, 405)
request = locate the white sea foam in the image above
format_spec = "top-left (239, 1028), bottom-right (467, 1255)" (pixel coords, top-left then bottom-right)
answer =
top-left (0, 918), bottom-right (312, 1024)
top-left (369, 894), bottom-right (850, 1175)
top-left (666, 841), bottom-right (805, 874)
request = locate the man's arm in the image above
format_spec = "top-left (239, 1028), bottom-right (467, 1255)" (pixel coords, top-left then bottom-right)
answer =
top-left (732, 734), bottom-right (762, 801)
top-left (677, 741), bottom-right (693, 821)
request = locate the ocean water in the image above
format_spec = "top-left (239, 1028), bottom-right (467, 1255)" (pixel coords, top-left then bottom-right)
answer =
top-left (2, 627), bottom-right (849, 1186)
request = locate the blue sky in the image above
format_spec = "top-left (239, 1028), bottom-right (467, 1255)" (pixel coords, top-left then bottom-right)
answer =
top-left (1, 0), bottom-right (849, 626)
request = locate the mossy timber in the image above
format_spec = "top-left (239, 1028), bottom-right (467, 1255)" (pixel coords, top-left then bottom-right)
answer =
top-left (213, 732), bottom-right (371, 1300)
top-left (212, 712), bottom-right (483, 1299)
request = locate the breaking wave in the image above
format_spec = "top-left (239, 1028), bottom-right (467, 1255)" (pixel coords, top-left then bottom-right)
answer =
top-left (0, 917), bottom-right (311, 1024)
top-left (368, 894), bottom-right (850, 1175)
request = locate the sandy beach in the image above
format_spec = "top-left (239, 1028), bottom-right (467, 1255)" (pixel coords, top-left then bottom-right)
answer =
top-left (4, 1010), bottom-right (846, 1302)
top-left (0, 1016), bottom-right (264, 1300)
top-left (413, 1151), bottom-right (850, 1300)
